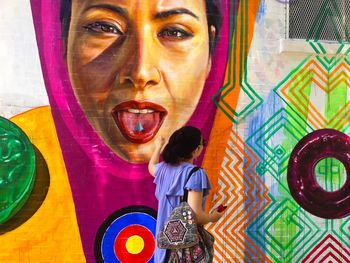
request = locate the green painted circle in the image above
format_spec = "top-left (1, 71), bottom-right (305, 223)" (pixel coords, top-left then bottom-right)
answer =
top-left (0, 117), bottom-right (36, 224)
top-left (315, 157), bottom-right (347, 192)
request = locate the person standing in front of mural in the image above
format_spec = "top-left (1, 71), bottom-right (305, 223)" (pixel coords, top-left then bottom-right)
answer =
top-left (149, 126), bottom-right (224, 262)
top-left (58, 0), bottom-right (222, 261)
top-left (61, 0), bottom-right (222, 163)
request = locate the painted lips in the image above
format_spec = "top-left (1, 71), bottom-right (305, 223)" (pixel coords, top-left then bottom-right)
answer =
top-left (111, 101), bottom-right (167, 144)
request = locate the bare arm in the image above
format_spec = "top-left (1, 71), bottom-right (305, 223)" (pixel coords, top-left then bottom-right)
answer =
top-left (148, 136), bottom-right (165, 177)
top-left (187, 190), bottom-right (223, 225)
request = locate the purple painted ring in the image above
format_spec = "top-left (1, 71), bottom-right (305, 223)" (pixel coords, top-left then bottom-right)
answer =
top-left (287, 129), bottom-right (350, 219)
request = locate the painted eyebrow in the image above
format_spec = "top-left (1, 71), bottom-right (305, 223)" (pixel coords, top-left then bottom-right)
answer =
top-left (154, 8), bottom-right (199, 20)
top-left (83, 4), bottom-right (128, 16)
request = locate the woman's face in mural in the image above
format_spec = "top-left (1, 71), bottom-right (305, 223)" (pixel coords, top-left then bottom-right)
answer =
top-left (66, 0), bottom-right (213, 163)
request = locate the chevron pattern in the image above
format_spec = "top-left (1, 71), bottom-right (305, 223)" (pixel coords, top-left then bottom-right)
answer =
top-left (246, 108), bottom-right (313, 183)
top-left (302, 234), bottom-right (350, 263)
top-left (207, 129), bottom-right (271, 262)
top-left (247, 198), bottom-right (326, 262)
top-left (206, 0), bottom-right (350, 261)
top-left (265, 39), bottom-right (350, 261)
top-left (275, 56), bottom-right (350, 131)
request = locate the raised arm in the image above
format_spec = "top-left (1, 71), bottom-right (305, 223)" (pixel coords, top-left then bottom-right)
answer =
top-left (187, 190), bottom-right (223, 225)
top-left (148, 136), bottom-right (165, 177)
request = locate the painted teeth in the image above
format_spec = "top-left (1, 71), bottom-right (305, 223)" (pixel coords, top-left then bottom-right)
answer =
top-left (127, 108), bottom-right (154, 114)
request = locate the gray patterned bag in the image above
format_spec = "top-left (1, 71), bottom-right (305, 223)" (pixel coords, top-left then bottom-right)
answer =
top-left (166, 226), bottom-right (215, 263)
top-left (157, 167), bottom-right (200, 249)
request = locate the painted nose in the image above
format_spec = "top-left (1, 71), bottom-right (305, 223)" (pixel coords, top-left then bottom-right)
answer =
top-left (119, 35), bottom-right (161, 89)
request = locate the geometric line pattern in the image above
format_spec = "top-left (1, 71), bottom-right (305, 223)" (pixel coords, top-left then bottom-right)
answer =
top-left (307, 0), bottom-right (350, 43)
top-left (308, 40), bottom-right (350, 56)
top-left (207, 129), bottom-right (271, 262)
top-left (334, 216), bottom-right (350, 246)
top-left (302, 234), bottom-right (350, 263)
top-left (213, 0), bottom-right (263, 123)
top-left (270, 48), bottom-right (350, 260)
top-left (314, 157), bottom-right (346, 192)
top-left (262, 3), bottom-right (350, 261)
top-left (246, 107), bottom-right (313, 192)
top-left (274, 56), bottom-right (350, 131)
top-left (247, 198), bottom-right (324, 262)
top-left (289, 0), bottom-right (350, 43)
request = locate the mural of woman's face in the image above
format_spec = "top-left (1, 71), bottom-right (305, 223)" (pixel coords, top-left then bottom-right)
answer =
top-left (66, 0), bottom-right (212, 163)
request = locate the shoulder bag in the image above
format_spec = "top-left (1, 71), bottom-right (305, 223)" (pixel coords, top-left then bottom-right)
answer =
top-left (157, 167), bottom-right (215, 263)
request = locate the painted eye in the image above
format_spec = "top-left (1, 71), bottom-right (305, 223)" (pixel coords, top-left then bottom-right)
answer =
top-left (158, 27), bottom-right (193, 40)
top-left (83, 22), bottom-right (123, 35)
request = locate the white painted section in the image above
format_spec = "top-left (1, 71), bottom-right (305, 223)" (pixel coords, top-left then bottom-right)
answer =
top-left (0, 0), bottom-right (48, 118)
top-left (280, 39), bottom-right (350, 55)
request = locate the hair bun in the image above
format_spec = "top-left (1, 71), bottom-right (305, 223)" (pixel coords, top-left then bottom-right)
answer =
top-left (162, 126), bottom-right (202, 164)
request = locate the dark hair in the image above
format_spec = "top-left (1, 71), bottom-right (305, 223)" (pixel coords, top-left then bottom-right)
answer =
top-left (60, 0), bottom-right (222, 54)
top-left (205, 0), bottom-right (222, 54)
top-left (162, 126), bottom-right (202, 164)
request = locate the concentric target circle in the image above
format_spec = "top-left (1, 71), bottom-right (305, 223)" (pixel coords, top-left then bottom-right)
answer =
top-left (114, 224), bottom-right (155, 262)
top-left (95, 206), bottom-right (157, 263)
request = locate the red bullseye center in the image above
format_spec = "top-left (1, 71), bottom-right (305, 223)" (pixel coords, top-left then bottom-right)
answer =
top-left (114, 224), bottom-right (155, 262)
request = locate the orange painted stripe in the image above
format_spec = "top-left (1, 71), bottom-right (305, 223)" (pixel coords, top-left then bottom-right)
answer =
top-left (203, 0), bottom-right (262, 212)
top-left (207, 132), bottom-right (271, 262)
top-left (330, 103), bottom-right (350, 129)
top-left (329, 62), bottom-right (350, 79)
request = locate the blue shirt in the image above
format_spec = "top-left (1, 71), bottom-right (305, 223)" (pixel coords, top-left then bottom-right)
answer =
top-left (153, 162), bottom-right (212, 263)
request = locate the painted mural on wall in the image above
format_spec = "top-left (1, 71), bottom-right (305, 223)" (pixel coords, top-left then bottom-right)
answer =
top-left (1, 0), bottom-right (350, 262)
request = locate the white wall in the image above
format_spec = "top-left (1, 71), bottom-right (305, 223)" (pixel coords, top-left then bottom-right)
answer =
top-left (0, 0), bottom-right (48, 118)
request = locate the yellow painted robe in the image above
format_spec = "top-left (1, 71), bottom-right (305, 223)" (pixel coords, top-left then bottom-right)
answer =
top-left (1, 106), bottom-right (85, 262)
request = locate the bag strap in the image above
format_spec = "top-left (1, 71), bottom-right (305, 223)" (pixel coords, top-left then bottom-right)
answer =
top-left (181, 166), bottom-right (200, 202)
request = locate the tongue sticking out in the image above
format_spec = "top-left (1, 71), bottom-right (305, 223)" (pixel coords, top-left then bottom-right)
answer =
top-left (115, 111), bottom-right (164, 143)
